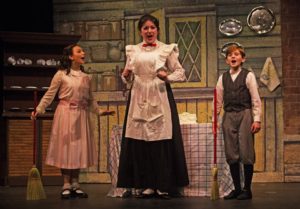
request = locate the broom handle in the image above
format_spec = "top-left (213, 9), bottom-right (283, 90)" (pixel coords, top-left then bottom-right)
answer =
top-left (33, 90), bottom-right (38, 165)
top-left (213, 88), bottom-right (217, 165)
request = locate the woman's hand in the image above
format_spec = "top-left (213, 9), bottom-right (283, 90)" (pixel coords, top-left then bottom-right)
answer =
top-left (99, 110), bottom-right (116, 116)
top-left (157, 70), bottom-right (168, 81)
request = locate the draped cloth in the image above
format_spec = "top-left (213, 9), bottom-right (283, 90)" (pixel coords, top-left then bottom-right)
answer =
top-left (260, 57), bottom-right (280, 92)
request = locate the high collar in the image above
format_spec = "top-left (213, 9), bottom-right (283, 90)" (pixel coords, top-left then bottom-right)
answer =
top-left (70, 68), bottom-right (82, 76)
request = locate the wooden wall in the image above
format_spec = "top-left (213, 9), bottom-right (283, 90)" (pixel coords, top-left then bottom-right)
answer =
top-left (54, 0), bottom-right (283, 181)
top-left (3, 0), bottom-right (280, 184)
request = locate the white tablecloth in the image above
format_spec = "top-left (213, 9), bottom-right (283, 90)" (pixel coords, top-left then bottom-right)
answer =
top-left (107, 123), bottom-right (234, 197)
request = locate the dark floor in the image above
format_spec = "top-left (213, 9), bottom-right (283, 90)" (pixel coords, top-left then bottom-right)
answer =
top-left (0, 183), bottom-right (299, 209)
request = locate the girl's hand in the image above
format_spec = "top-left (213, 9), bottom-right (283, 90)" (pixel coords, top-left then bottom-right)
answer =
top-left (99, 110), bottom-right (116, 116)
top-left (30, 111), bottom-right (38, 120)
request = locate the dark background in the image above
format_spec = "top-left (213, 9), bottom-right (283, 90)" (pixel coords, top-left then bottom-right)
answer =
top-left (0, 0), bottom-right (53, 33)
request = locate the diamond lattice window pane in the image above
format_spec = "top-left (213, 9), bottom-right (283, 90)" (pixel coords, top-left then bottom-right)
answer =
top-left (175, 21), bottom-right (201, 83)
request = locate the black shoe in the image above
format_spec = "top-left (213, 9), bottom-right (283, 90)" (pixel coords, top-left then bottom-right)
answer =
top-left (61, 189), bottom-right (72, 199)
top-left (157, 194), bottom-right (171, 200)
top-left (224, 190), bottom-right (241, 200)
top-left (72, 188), bottom-right (88, 198)
top-left (122, 190), bottom-right (132, 198)
top-left (170, 192), bottom-right (184, 198)
top-left (136, 193), bottom-right (155, 199)
top-left (237, 189), bottom-right (252, 200)
top-left (156, 190), bottom-right (171, 200)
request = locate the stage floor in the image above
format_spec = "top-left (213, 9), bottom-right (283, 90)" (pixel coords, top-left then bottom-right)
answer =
top-left (0, 183), bottom-right (299, 209)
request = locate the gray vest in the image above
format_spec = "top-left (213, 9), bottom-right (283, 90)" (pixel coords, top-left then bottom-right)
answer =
top-left (223, 69), bottom-right (251, 112)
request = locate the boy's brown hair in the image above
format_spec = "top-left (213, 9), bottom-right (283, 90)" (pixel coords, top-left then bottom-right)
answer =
top-left (225, 44), bottom-right (245, 58)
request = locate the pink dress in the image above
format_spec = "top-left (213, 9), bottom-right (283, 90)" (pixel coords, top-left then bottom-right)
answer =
top-left (36, 69), bottom-right (97, 169)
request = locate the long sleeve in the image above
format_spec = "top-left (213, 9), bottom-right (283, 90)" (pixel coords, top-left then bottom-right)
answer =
top-left (36, 70), bottom-right (64, 114)
top-left (246, 72), bottom-right (262, 122)
top-left (120, 56), bottom-right (134, 84)
top-left (212, 75), bottom-right (224, 122)
top-left (166, 48), bottom-right (186, 82)
top-left (121, 45), bottom-right (134, 84)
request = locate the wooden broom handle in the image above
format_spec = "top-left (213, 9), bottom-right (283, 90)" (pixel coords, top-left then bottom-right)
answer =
top-left (33, 90), bottom-right (38, 165)
top-left (213, 88), bottom-right (217, 165)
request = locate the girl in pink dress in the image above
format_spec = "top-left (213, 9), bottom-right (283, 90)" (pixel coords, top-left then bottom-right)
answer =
top-left (31, 44), bottom-right (114, 199)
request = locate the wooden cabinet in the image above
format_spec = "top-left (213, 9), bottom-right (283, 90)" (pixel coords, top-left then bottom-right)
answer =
top-left (0, 32), bottom-right (81, 185)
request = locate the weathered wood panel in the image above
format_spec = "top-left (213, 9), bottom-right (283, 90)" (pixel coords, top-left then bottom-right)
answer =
top-left (8, 120), bottom-right (33, 176)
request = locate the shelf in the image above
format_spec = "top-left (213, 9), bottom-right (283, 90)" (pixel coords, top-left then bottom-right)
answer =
top-left (3, 87), bottom-right (49, 91)
top-left (2, 111), bottom-right (54, 118)
top-left (3, 64), bottom-right (58, 70)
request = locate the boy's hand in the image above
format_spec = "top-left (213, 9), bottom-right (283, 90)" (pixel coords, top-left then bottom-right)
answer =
top-left (212, 121), bottom-right (220, 134)
top-left (251, 121), bottom-right (261, 133)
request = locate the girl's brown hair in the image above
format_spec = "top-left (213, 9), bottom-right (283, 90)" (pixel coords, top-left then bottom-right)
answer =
top-left (58, 43), bottom-right (85, 74)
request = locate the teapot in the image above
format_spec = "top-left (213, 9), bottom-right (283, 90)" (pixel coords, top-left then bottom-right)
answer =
top-left (108, 41), bottom-right (122, 61)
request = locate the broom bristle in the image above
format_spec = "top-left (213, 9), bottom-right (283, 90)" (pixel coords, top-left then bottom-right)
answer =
top-left (26, 166), bottom-right (46, 200)
top-left (211, 166), bottom-right (220, 200)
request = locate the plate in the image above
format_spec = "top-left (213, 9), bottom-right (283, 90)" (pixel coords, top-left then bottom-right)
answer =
top-left (219, 18), bottom-right (243, 36)
top-left (220, 42), bottom-right (243, 57)
top-left (10, 85), bottom-right (22, 89)
top-left (25, 86), bottom-right (37, 89)
top-left (10, 107), bottom-right (21, 111)
top-left (247, 6), bottom-right (276, 34)
top-left (36, 59), bottom-right (46, 65)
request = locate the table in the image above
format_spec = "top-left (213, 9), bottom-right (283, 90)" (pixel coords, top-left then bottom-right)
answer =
top-left (107, 123), bottom-right (234, 197)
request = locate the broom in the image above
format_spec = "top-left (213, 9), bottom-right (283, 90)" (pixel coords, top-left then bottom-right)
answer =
top-left (26, 90), bottom-right (46, 200)
top-left (211, 88), bottom-right (220, 200)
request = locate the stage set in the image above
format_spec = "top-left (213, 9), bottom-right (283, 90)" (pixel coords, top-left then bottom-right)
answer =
top-left (1, 0), bottom-right (300, 209)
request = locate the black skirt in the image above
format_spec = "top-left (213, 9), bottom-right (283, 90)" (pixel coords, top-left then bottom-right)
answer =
top-left (117, 83), bottom-right (189, 192)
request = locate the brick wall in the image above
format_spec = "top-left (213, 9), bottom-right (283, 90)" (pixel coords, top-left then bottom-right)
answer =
top-left (281, 0), bottom-right (300, 134)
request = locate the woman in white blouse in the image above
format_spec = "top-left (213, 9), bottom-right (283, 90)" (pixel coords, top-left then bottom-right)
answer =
top-left (117, 14), bottom-right (189, 199)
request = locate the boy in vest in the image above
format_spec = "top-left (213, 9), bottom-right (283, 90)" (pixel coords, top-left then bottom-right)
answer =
top-left (214, 44), bottom-right (262, 200)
